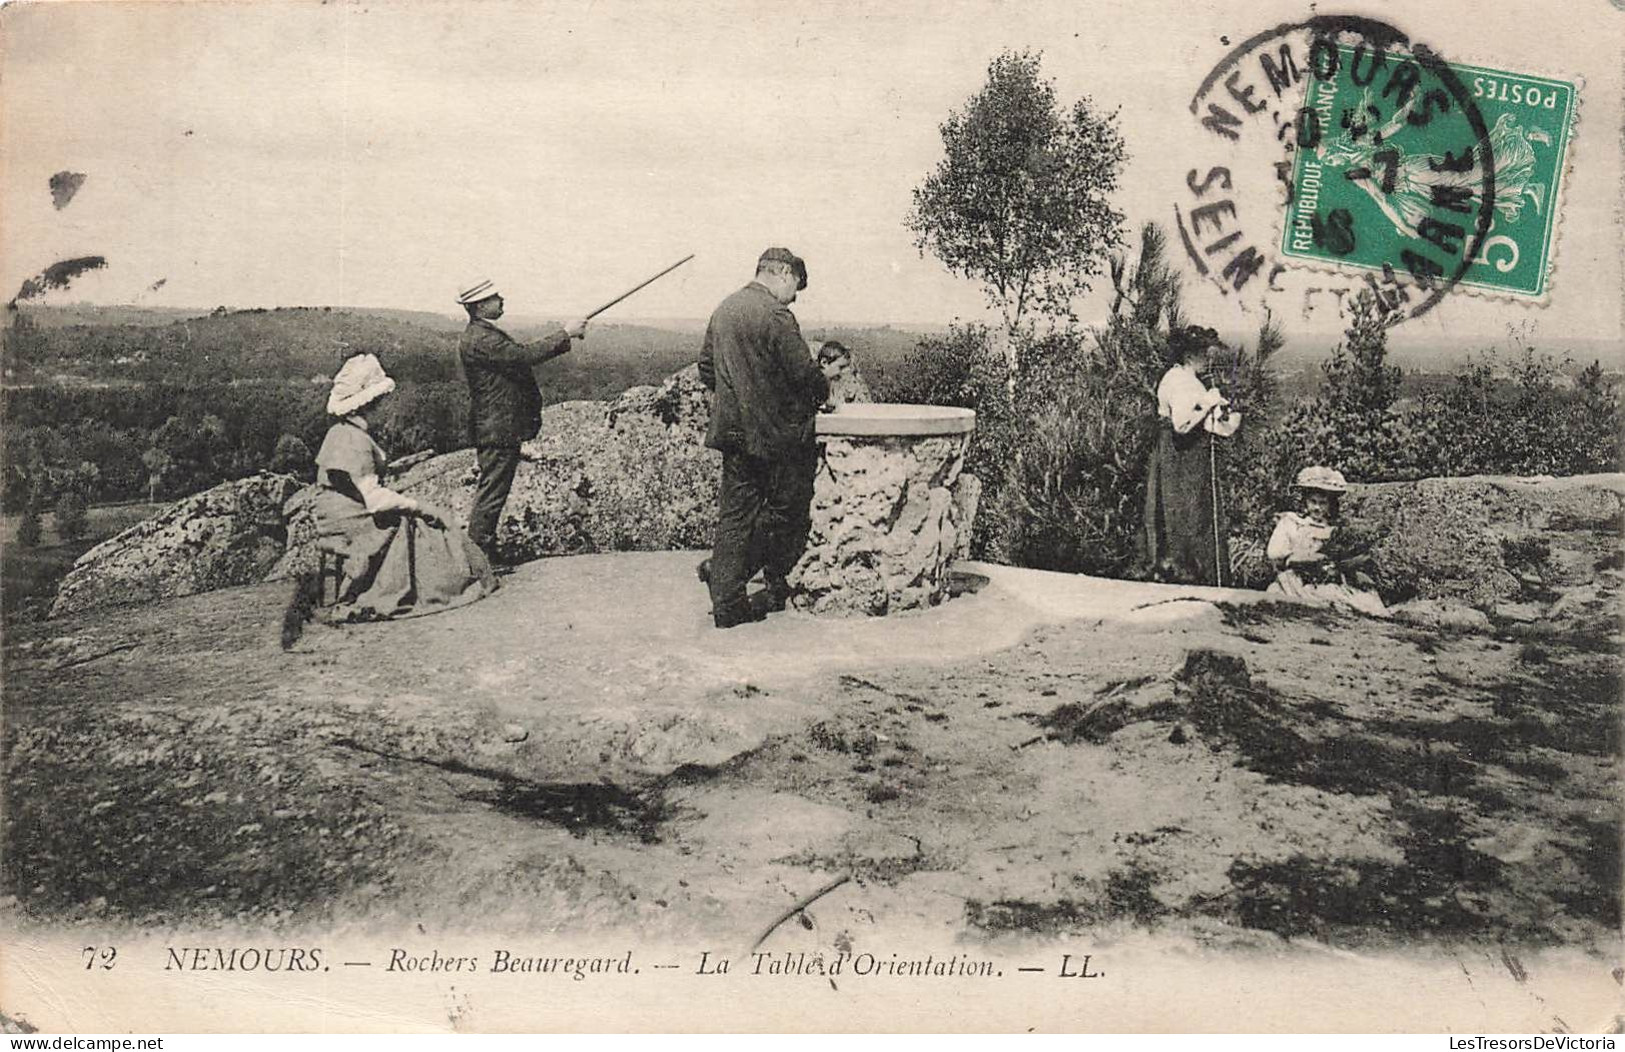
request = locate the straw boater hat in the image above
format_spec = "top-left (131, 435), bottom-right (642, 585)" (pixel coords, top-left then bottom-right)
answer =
top-left (457, 278), bottom-right (500, 305)
top-left (327, 353), bottom-right (396, 417)
top-left (1295, 466), bottom-right (1348, 493)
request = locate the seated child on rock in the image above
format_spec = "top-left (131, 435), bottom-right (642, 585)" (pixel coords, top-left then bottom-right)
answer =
top-left (1265, 466), bottom-right (1387, 617)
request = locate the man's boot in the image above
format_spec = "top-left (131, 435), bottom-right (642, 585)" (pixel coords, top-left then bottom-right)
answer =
top-left (713, 597), bottom-right (764, 629)
top-left (757, 576), bottom-right (791, 614)
top-left (479, 543), bottom-right (517, 576)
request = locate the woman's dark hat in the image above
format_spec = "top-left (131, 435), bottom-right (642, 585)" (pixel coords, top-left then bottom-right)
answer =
top-left (1168, 324), bottom-right (1221, 362)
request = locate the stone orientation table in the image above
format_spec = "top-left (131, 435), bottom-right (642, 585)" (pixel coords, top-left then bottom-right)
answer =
top-left (788, 403), bottom-right (979, 616)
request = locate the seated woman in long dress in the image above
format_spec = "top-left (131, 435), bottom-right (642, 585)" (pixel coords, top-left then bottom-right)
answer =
top-left (282, 353), bottom-right (495, 647)
top-left (1265, 466), bottom-right (1387, 617)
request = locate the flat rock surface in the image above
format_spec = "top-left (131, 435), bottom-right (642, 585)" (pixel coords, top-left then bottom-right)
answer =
top-left (4, 548), bottom-right (1619, 1029)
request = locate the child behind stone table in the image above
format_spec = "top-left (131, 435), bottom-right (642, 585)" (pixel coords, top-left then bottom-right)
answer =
top-left (813, 340), bottom-right (873, 406)
top-left (1265, 466), bottom-right (1388, 617)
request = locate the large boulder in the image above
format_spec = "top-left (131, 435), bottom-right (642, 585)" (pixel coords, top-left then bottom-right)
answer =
top-left (1344, 474), bottom-right (1624, 608)
top-left (50, 473), bottom-right (302, 618)
top-left (271, 366), bottom-right (721, 574)
top-left (604, 362), bottom-right (711, 434)
top-left (50, 368), bottom-right (720, 612)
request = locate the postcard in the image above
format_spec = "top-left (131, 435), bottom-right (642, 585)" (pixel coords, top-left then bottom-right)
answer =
top-left (2, 0), bottom-right (1620, 1034)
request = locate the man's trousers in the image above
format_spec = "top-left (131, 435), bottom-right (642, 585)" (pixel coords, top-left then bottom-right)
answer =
top-left (707, 445), bottom-right (817, 616)
top-left (470, 445), bottom-right (522, 557)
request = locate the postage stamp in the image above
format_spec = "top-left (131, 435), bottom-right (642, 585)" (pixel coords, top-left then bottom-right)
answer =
top-left (1280, 44), bottom-right (1578, 300)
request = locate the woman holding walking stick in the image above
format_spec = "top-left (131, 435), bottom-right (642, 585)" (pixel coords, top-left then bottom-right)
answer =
top-left (1142, 325), bottom-right (1241, 587)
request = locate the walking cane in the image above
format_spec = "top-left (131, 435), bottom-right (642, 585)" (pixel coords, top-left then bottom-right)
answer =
top-left (1209, 430), bottom-right (1223, 589)
top-left (404, 514), bottom-right (419, 604)
top-left (582, 254), bottom-right (696, 322)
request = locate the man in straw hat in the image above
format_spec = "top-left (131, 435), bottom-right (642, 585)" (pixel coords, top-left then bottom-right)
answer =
top-left (456, 279), bottom-right (588, 565)
top-left (696, 247), bottom-right (831, 628)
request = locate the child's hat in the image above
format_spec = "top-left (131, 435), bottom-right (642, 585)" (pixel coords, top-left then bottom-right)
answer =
top-left (1295, 466), bottom-right (1348, 492)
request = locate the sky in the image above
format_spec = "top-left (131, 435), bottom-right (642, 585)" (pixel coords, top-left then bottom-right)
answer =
top-left (2, 0), bottom-right (1620, 356)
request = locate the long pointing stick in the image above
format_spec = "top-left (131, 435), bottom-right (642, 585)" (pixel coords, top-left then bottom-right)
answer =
top-left (583, 254), bottom-right (696, 322)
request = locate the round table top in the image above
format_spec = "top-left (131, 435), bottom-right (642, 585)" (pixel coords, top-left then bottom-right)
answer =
top-left (816, 403), bottom-right (976, 437)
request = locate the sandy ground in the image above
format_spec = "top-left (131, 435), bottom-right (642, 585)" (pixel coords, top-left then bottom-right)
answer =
top-left (2, 550), bottom-right (1620, 1030)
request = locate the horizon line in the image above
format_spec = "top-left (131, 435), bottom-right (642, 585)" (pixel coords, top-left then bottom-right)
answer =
top-left (11, 301), bottom-right (1623, 356)
top-left (13, 301), bottom-right (966, 331)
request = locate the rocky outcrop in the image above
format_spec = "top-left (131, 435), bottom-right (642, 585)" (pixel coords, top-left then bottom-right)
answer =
top-left (49, 369), bottom-right (718, 614)
top-left (417, 402), bottom-right (718, 563)
top-left (50, 473), bottom-right (302, 618)
top-left (604, 362), bottom-right (712, 433)
top-left (1344, 474), bottom-right (1624, 609)
top-left (790, 433), bottom-right (977, 615)
top-left (272, 367), bottom-right (721, 576)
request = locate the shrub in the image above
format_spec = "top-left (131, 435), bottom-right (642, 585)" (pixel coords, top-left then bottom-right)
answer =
top-left (16, 506), bottom-right (42, 548)
top-left (1273, 290), bottom-right (1408, 483)
top-left (876, 322), bottom-right (1019, 560)
top-left (54, 490), bottom-right (88, 542)
top-left (1571, 361), bottom-right (1625, 472)
top-left (880, 222), bottom-right (1289, 581)
top-left (1500, 535), bottom-right (1551, 578)
top-left (997, 324), bottom-right (1158, 575)
top-left (1213, 313), bottom-right (1294, 583)
top-left (1235, 311), bottom-right (1621, 591)
top-left (269, 434), bottom-right (314, 479)
top-left (1271, 303), bottom-right (1623, 491)
top-left (983, 226), bottom-right (1187, 576)
top-left (1415, 344), bottom-right (1622, 478)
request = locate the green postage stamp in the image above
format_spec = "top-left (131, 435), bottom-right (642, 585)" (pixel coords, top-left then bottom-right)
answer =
top-left (1281, 45), bottom-right (1578, 299)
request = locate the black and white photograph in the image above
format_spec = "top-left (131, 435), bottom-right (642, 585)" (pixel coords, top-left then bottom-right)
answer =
top-left (1, 0), bottom-right (1620, 1035)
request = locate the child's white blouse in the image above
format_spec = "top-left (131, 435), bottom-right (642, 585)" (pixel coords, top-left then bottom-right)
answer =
top-left (1266, 511), bottom-right (1334, 564)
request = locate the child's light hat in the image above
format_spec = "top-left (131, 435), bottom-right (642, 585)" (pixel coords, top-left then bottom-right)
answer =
top-left (1295, 466), bottom-right (1348, 492)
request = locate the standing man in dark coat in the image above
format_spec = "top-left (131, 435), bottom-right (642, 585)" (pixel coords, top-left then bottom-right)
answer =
top-left (456, 278), bottom-right (588, 565)
top-left (697, 248), bottom-right (831, 628)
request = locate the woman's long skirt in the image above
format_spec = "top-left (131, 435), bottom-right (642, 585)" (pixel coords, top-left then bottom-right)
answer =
top-left (1142, 425), bottom-right (1228, 587)
top-left (313, 491), bottom-right (495, 623)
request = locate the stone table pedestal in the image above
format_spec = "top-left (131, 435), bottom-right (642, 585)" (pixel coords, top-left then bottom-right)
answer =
top-left (789, 404), bottom-right (979, 616)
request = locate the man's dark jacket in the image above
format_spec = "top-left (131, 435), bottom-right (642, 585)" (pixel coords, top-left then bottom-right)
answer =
top-left (698, 283), bottom-right (828, 458)
top-left (459, 318), bottom-right (570, 447)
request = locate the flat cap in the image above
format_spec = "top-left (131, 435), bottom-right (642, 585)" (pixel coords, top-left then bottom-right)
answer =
top-left (758, 246), bottom-right (807, 290)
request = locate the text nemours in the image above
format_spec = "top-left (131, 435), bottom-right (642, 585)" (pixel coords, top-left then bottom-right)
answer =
top-left (161, 946), bottom-right (1105, 981)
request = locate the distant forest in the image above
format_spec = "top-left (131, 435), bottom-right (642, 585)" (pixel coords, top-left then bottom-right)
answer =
top-left (4, 299), bottom-right (1618, 559)
top-left (0, 306), bottom-right (925, 509)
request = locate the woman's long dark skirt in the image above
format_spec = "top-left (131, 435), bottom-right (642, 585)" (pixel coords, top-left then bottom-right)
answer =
top-left (1142, 424), bottom-right (1228, 587)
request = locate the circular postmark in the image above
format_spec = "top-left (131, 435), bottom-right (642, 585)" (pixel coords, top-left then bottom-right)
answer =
top-left (1174, 15), bottom-right (1498, 324)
